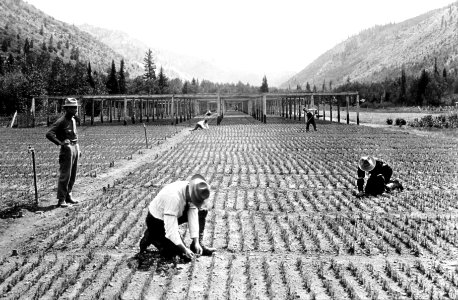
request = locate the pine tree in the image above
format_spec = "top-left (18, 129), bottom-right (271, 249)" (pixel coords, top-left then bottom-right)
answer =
top-left (322, 79), bottom-right (326, 91)
top-left (23, 38), bottom-right (30, 54)
top-left (39, 24), bottom-right (44, 35)
top-left (106, 60), bottom-right (119, 94)
top-left (2, 39), bottom-right (8, 52)
top-left (157, 66), bottom-right (169, 94)
top-left (87, 62), bottom-right (95, 90)
top-left (306, 82), bottom-right (311, 92)
top-left (118, 59), bottom-right (126, 94)
top-left (260, 75), bottom-right (269, 93)
top-left (400, 68), bottom-right (407, 104)
top-left (143, 49), bottom-right (156, 94)
top-left (182, 81), bottom-right (189, 94)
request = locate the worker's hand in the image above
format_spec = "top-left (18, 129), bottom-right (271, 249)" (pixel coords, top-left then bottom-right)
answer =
top-left (192, 241), bottom-right (203, 255)
top-left (183, 247), bottom-right (195, 259)
top-left (355, 191), bottom-right (365, 198)
top-left (76, 144), bottom-right (82, 158)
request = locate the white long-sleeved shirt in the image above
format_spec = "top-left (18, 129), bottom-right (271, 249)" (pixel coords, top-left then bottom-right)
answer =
top-left (148, 181), bottom-right (199, 245)
top-left (197, 120), bottom-right (209, 129)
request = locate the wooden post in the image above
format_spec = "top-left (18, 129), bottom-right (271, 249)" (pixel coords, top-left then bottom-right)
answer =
top-left (100, 99), bottom-right (104, 123)
top-left (217, 94), bottom-right (221, 118)
top-left (262, 94), bottom-right (267, 123)
top-left (346, 95), bottom-right (350, 124)
top-left (356, 94), bottom-right (360, 125)
top-left (337, 98), bottom-right (341, 123)
top-left (91, 99), bottom-right (94, 125)
top-left (322, 98), bottom-right (325, 121)
top-left (171, 96), bottom-right (175, 125)
top-left (293, 98), bottom-right (297, 120)
top-left (109, 100), bottom-right (113, 123)
top-left (123, 98), bottom-right (127, 125)
top-left (330, 100), bottom-right (332, 123)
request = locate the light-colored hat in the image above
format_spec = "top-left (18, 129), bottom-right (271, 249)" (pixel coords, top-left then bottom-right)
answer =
top-left (189, 174), bottom-right (210, 205)
top-left (359, 156), bottom-right (376, 172)
top-left (62, 98), bottom-right (79, 107)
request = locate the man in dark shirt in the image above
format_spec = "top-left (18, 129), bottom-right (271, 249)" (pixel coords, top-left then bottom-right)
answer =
top-left (356, 156), bottom-right (403, 197)
top-left (304, 108), bottom-right (317, 132)
top-left (46, 98), bottom-right (81, 207)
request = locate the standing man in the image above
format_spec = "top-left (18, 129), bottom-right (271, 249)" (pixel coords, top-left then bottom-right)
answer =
top-left (304, 108), bottom-right (317, 132)
top-left (355, 155), bottom-right (403, 197)
top-left (46, 98), bottom-right (81, 207)
top-left (139, 174), bottom-right (216, 260)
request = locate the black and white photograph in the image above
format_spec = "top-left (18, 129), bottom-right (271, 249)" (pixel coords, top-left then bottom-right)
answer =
top-left (0, 0), bottom-right (457, 298)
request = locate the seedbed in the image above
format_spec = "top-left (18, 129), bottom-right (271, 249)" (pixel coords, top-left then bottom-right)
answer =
top-left (1, 113), bottom-right (458, 299)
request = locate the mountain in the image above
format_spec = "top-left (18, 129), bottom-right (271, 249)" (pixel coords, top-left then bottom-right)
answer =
top-left (0, 0), bottom-right (263, 86)
top-left (0, 0), bottom-right (134, 75)
top-left (78, 24), bottom-right (264, 85)
top-left (281, 2), bottom-right (458, 89)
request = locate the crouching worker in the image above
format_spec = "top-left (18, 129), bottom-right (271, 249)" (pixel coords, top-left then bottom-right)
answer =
top-left (139, 174), bottom-right (216, 260)
top-left (355, 156), bottom-right (403, 197)
top-left (190, 119), bottom-right (209, 131)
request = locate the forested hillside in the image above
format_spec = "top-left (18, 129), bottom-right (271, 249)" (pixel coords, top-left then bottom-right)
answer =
top-left (282, 2), bottom-right (458, 106)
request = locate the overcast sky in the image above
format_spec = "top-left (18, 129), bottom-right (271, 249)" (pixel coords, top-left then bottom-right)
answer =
top-left (25, 0), bottom-right (454, 77)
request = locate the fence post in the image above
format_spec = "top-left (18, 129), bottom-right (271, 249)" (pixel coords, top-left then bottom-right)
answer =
top-left (28, 146), bottom-right (38, 205)
top-left (346, 95), bottom-right (350, 124)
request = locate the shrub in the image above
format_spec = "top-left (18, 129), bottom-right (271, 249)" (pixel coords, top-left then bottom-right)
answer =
top-left (386, 118), bottom-right (393, 125)
top-left (395, 118), bottom-right (406, 126)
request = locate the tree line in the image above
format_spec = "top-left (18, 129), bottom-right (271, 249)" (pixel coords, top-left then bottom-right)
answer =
top-left (0, 43), bottom-right (267, 115)
top-left (315, 58), bottom-right (458, 107)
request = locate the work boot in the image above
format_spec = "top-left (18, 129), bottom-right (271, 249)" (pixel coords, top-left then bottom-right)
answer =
top-left (57, 199), bottom-right (69, 207)
top-left (66, 194), bottom-right (79, 204)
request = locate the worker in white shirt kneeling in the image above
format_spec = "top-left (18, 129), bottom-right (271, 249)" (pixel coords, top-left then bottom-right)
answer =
top-left (190, 119), bottom-right (209, 131)
top-left (139, 174), bottom-right (216, 260)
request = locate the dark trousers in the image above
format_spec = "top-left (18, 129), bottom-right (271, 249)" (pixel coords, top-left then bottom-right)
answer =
top-left (361, 165), bottom-right (393, 196)
top-left (57, 144), bottom-right (78, 201)
top-left (306, 118), bottom-right (316, 131)
top-left (191, 124), bottom-right (204, 131)
top-left (140, 210), bottom-right (209, 257)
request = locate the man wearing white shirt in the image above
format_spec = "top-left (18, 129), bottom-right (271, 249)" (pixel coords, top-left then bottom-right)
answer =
top-left (139, 174), bottom-right (216, 259)
top-left (190, 119), bottom-right (209, 131)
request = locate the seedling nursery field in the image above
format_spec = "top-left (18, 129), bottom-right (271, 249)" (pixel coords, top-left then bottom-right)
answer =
top-left (1, 112), bottom-right (458, 300)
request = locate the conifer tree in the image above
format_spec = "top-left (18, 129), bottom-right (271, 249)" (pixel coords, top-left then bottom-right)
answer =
top-left (118, 59), bottom-right (126, 94)
top-left (157, 66), bottom-right (169, 94)
top-left (87, 62), bottom-right (95, 90)
top-left (306, 82), bottom-right (311, 92)
top-left (23, 38), bottom-right (30, 54)
top-left (106, 60), bottom-right (119, 94)
top-left (143, 49), bottom-right (156, 94)
top-left (260, 75), bottom-right (269, 93)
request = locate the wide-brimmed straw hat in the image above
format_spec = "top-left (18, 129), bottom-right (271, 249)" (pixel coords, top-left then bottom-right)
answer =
top-left (62, 98), bottom-right (79, 107)
top-left (189, 174), bottom-right (210, 205)
top-left (359, 156), bottom-right (376, 172)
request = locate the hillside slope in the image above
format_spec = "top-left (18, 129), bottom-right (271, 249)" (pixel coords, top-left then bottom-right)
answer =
top-left (0, 0), bottom-right (136, 75)
top-left (282, 2), bottom-right (458, 89)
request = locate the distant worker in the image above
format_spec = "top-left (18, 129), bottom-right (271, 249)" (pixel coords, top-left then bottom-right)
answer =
top-left (304, 108), bottom-right (317, 132)
top-left (216, 115), bottom-right (223, 126)
top-left (355, 156), bottom-right (403, 197)
top-left (190, 119), bottom-right (209, 131)
top-left (45, 98), bottom-right (81, 207)
top-left (139, 174), bottom-right (216, 260)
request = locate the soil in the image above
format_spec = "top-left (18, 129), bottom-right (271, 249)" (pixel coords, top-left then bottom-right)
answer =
top-left (0, 128), bottom-right (192, 260)
top-left (0, 121), bottom-right (453, 259)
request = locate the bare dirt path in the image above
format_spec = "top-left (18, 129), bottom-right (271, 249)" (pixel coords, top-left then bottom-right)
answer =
top-left (0, 127), bottom-right (192, 260)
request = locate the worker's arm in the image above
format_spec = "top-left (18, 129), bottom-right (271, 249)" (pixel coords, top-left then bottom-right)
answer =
top-left (163, 214), bottom-right (194, 258)
top-left (45, 119), bottom-right (64, 146)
